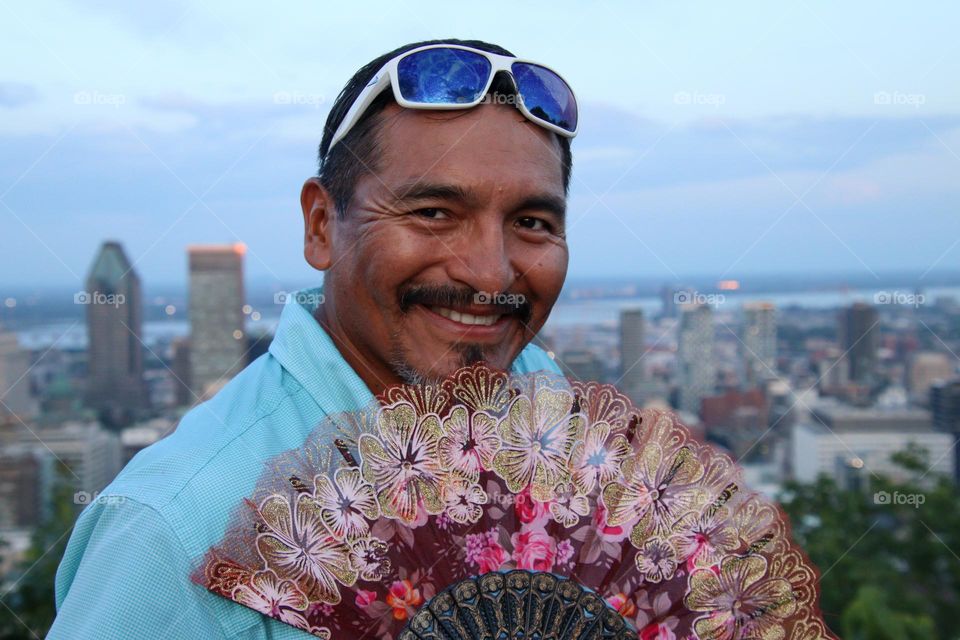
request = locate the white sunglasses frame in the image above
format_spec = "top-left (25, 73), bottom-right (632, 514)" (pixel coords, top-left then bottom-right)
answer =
top-left (326, 44), bottom-right (579, 154)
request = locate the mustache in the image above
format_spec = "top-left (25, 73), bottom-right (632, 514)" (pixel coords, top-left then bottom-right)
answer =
top-left (398, 283), bottom-right (532, 323)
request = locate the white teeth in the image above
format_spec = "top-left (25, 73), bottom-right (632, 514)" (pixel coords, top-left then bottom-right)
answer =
top-left (430, 306), bottom-right (500, 326)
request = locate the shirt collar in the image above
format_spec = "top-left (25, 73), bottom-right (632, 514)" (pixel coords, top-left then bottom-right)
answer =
top-left (267, 285), bottom-right (375, 413)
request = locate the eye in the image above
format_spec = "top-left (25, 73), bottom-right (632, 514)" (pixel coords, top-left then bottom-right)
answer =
top-left (516, 216), bottom-right (553, 232)
top-left (412, 208), bottom-right (450, 220)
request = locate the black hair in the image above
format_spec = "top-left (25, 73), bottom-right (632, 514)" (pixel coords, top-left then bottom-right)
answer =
top-left (316, 38), bottom-right (574, 217)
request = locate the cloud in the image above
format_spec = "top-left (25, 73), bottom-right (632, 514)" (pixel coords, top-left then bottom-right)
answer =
top-left (2, 100), bottom-right (960, 286)
top-left (0, 82), bottom-right (39, 108)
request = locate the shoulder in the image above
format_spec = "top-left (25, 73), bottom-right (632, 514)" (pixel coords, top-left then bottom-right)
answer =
top-left (88, 352), bottom-right (327, 567)
top-left (108, 354), bottom-right (295, 508)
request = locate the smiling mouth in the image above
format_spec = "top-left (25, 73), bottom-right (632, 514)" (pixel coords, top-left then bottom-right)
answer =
top-left (428, 306), bottom-right (502, 327)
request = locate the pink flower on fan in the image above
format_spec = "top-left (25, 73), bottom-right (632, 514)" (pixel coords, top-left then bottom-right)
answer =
top-left (514, 486), bottom-right (551, 525)
top-left (555, 539), bottom-right (575, 568)
top-left (465, 529), bottom-right (507, 573)
top-left (476, 542), bottom-right (508, 573)
top-left (354, 589), bottom-right (377, 608)
top-left (639, 622), bottom-right (676, 640)
top-left (593, 501), bottom-right (630, 542)
top-left (510, 529), bottom-right (556, 571)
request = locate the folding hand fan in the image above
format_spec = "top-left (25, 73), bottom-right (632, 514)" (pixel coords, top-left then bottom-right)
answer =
top-left (195, 364), bottom-right (836, 639)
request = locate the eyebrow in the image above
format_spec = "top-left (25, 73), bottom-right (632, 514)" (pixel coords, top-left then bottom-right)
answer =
top-left (390, 180), bottom-right (567, 221)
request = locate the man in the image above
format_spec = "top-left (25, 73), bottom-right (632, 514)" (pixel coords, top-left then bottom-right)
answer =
top-left (49, 38), bottom-right (578, 638)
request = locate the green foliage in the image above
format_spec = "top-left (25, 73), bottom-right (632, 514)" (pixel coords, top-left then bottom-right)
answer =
top-left (780, 443), bottom-right (955, 639)
top-left (841, 585), bottom-right (937, 640)
top-left (0, 469), bottom-right (77, 639)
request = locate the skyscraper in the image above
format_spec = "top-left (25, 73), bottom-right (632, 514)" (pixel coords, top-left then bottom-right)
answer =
top-left (0, 326), bottom-right (35, 422)
top-left (84, 241), bottom-right (147, 426)
top-left (188, 244), bottom-right (246, 399)
top-left (619, 308), bottom-right (646, 402)
top-left (839, 302), bottom-right (879, 385)
top-left (930, 378), bottom-right (960, 483)
top-left (742, 302), bottom-right (777, 386)
top-left (908, 352), bottom-right (954, 403)
top-left (677, 303), bottom-right (715, 416)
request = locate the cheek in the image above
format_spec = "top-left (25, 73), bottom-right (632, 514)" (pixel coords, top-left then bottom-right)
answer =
top-left (339, 227), bottom-right (436, 303)
top-left (523, 245), bottom-right (569, 308)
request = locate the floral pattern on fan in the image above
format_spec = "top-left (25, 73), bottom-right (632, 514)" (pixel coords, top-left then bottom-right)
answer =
top-left (194, 364), bottom-right (837, 639)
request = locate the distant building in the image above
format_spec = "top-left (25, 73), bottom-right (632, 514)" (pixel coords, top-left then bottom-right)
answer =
top-left (809, 398), bottom-right (931, 432)
top-left (702, 388), bottom-right (768, 430)
top-left (170, 336), bottom-right (192, 407)
top-left (659, 285), bottom-right (690, 319)
top-left (816, 346), bottom-right (850, 393)
top-left (188, 244), bottom-right (246, 398)
top-left (84, 241), bottom-right (148, 427)
top-left (0, 444), bottom-right (54, 529)
top-left (121, 417), bottom-right (175, 465)
top-left (791, 396), bottom-right (951, 487)
top-left (702, 388), bottom-right (770, 461)
top-left (676, 304), bottom-right (715, 416)
top-left (741, 302), bottom-right (777, 386)
top-left (838, 302), bottom-right (879, 386)
top-left (0, 327), bottom-right (36, 422)
top-left (560, 348), bottom-right (606, 382)
top-left (930, 379), bottom-right (960, 482)
top-left (908, 352), bottom-right (954, 403)
top-left (0, 419), bottom-right (121, 500)
top-left (619, 308), bottom-right (647, 402)
top-left (791, 420), bottom-right (952, 488)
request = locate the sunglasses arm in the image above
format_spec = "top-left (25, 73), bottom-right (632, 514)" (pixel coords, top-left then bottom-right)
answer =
top-left (326, 68), bottom-right (394, 153)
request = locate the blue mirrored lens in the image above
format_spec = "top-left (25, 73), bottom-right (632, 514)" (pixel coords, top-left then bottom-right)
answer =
top-left (510, 63), bottom-right (578, 133)
top-left (397, 48), bottom-right (492, 104)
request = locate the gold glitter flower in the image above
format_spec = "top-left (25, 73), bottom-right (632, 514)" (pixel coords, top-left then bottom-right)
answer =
top-left (254, 495), bottom-right (357, 604)
top-left (492, 388), bottom-right (584, 501)
top-left (438, 405), bottom-right (500, 479)
top-left (570, 421), bottom-right (631, 495)
top-left (686, 554), bottom-right (798, 640)
top-left (358, 403), bottom-right (445, 523)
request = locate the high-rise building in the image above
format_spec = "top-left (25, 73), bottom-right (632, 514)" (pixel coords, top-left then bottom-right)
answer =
top-left (560, 348), bottom-right (606, 383)
top-left (188, 244), bottom-right (246, 398)
top-left (838, 302), bottom-right (879, 386)
top-left (930, 378), bottom-right (960, 482)
top-left (170, 336), bottom-right (193, 407)
top-left (0, 326), bottom-right (36, 422)
top-left (84, 241), bottom-right (148, 426)
top-left (0, 444), bottom-right (54, 529)
top-left (742, 302), bottom-right (777, 386)
top-left (659, 285), bottom-right (690, 319)
top-left (619, 308), bottom-right (646, 402)
top-left (908, 352), bottom-right (954, 403)
top-left (677, 304), bottom-right (715, 416)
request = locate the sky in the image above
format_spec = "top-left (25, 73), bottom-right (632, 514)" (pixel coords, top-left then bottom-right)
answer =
top-left (1, 0), bottom-right (959, 289)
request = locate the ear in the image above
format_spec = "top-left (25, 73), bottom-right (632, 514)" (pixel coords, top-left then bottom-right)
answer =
top-left (301, 177), bottom-right (334, 271)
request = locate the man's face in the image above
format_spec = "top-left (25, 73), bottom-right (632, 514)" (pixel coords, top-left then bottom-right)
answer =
top-left (312, 101), bottom-right (568, 389)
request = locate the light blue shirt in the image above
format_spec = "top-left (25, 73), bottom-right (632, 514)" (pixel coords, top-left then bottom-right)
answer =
top-left (49, 287), bottom-right (561, 639)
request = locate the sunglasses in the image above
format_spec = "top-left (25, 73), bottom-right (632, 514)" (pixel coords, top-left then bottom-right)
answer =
top-left (326, 44), bottom-right (579, 155)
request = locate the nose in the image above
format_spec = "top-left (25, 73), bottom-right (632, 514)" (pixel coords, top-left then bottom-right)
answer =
top-left (444, 219), bottom-right (517, 296)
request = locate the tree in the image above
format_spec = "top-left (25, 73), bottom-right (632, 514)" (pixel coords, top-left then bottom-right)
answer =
top-left (780, 443), bottom-right (954, 638)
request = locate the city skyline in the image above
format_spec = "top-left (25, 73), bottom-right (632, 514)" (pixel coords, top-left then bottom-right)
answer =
top-left (2, 1), bottom-right (959, 287)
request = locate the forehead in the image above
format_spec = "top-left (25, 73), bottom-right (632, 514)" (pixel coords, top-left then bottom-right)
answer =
top-left (370, 102), bottom-right (566, 197)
